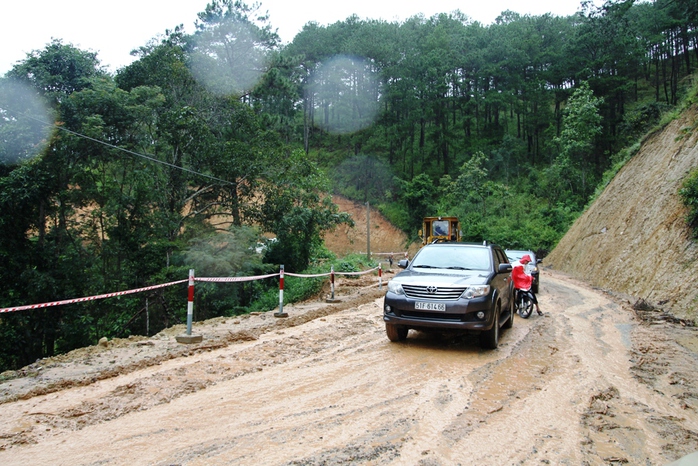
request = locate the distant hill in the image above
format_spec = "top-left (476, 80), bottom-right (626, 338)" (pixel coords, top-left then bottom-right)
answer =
top-left (546, 106), bottom-right (698, 320)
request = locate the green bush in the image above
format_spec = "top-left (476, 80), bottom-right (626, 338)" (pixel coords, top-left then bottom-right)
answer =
top-left (679, 168), bottom-right (698, 238)
top-left (376, 202), bottom-right (410, 232)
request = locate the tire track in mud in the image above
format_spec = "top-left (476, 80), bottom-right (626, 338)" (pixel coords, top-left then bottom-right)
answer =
top-left (441, 299), bottom-right (577, 464)
top-left (546, 275), bottom-right (698, 465)
top-left (547, 278), bottom-right (661, 465)
top-left (159, 301), bottom-right (416, 465)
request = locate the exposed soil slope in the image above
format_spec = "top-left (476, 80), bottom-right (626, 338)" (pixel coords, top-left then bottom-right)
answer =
top-left (546, 105), bottom-right (698, 320)
top-left (322, 195), bottom-right (411, 257)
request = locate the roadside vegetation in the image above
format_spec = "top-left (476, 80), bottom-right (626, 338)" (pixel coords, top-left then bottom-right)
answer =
top-left (0, 0), bottom-right (696, 371)
top-left (680, 168), bottom-right (698, 238)
top-left (677, 80), bottom-right (698, 239)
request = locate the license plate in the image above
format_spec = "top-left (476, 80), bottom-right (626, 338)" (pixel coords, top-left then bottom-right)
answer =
top-left (415, 302), bottom-right (446, 311)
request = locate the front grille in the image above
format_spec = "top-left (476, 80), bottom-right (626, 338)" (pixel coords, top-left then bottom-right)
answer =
top-left (402, 284), bottom-right (466, 300)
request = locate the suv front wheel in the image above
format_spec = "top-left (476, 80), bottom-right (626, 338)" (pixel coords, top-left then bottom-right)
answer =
top-left (479, 302), bottom-right (500, 349)
top-left (386, 323), bottom-right (408, 342)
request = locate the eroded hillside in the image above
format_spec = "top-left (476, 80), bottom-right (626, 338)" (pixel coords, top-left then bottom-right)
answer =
top-left (322, 195), bottom-right (411, 257)
top-left (546, 105), bottom-right (698, 320)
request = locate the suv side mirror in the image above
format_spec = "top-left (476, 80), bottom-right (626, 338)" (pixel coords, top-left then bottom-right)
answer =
top-left (398, 259), bottom-right (409, 269)
top-left (498, 263), bottom-right (512, 273)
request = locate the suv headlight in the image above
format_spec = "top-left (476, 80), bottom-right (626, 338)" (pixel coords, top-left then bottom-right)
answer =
top-left (387, 281), bottom-right (405, 295)
top-left (462, 285), bottom-right (490, 299)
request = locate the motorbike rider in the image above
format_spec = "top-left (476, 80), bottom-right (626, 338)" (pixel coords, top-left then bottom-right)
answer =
top-left (512, 254), bottom-right (542, 315)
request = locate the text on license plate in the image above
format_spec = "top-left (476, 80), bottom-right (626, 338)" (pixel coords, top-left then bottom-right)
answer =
top-left (415, 302), bottom-right (446, 311)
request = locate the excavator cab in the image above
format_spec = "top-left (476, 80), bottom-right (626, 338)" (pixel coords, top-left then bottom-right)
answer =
top-left (419, 216), bottom-right (461, 246)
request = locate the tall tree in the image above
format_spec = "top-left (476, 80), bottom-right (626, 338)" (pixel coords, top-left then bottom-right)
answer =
top-left (256, 149), bottom-right (352, 272)
top-left (6, 39), bottom-right (104, 106)
top-left (189, 0), bottom-right (279, 97)
top-left (547, 81), bottom-right (604, 207)
top-left (0, 42), bottom-right (106, 367)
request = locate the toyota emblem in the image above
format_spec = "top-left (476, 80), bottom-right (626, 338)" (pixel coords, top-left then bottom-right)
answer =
top-left (426, 285), bottom-right (438, 294)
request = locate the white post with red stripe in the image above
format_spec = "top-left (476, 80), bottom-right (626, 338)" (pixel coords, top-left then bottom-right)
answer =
top-left (186, 269), bottom-right (195, 335)
top-left (324, 264), bottom-right (341, 303)
top-left (274, 265), bottom-right (288, 317)
top-left (176, 269), bottom-right (203, 343)
top-left (330, 265), bottom-right (336, 300)
top-left (379, 263), bottom-right (382, 290)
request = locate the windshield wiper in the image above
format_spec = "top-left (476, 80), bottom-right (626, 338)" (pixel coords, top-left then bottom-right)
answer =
top-left (413, 264), bottom-right (439, 268)
top-left (446, 266), bottom-right (473, 270)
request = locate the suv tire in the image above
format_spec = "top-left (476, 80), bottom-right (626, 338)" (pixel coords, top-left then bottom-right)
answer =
top-left (480, 302), bottom-right (500, 349)
top-left (386, 323), bottom-right (408, 342)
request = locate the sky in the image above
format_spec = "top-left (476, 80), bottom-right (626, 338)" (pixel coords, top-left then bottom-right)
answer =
top-left (0, 0), bottom-right (589, 75)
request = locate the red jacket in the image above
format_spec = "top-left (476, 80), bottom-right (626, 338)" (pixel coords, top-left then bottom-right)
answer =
top-left (512, 264), bottom-right (533, 290)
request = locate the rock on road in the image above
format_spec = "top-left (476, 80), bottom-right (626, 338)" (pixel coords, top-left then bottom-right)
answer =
top-left (1, 270), bottom-right (698, 465)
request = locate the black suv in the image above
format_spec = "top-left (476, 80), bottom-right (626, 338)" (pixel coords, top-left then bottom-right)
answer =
top-left (383, 242), bottom-right (514, 349)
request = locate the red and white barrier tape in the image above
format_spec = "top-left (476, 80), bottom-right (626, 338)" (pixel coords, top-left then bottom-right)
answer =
top-left (1, 265), bottom-right (383, 315)
top-left (0, 279), bottom-right (189, 314)
top-left (284, 272), bottom-right (331, 278)
top-left (195, 273), bottom-right (280, 283)
top-left (331, 266), bottom-right (381, 276)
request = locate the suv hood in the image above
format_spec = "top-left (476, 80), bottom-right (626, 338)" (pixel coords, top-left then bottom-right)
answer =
top-left (392, 269), bottom-right (492, 286)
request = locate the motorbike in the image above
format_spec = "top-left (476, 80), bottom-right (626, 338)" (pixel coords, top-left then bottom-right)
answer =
top-left (515, 287), bottom-right (535, 318)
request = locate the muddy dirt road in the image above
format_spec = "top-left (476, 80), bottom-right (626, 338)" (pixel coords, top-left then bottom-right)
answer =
top-left (1, 270), bottom-right (698, 465)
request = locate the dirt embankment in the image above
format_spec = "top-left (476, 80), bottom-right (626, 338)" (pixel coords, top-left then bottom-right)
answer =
top-left (546, 105), bottom-right (698, 321)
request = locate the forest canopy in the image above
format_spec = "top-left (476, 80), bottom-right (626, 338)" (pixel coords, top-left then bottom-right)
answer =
top-left (0, 0), bottom-right (696, 371)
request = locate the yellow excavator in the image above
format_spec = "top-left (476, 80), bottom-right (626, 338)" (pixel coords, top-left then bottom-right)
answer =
top-left (419, 216), bottom-right (461, 246)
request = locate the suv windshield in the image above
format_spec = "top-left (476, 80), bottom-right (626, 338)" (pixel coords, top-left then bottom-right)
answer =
top-left (411, 245), bottom-right (491, 271)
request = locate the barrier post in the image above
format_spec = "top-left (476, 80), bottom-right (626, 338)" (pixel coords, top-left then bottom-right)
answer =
top-left (326, 265), bottom-right (341, 303)
top-left (176, 269), bottom-right (203, 344)
top-left (186, 268), bottom-right (194, 334)
top-left (275, 265), bottom-right (288, 317)
top-left (330, 265), bottom-right (335, 299)
top-left (379, 263), bottom-right (383, 290)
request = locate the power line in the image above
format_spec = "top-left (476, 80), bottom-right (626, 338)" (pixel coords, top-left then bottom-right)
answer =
top-left (22, 113), bottom-right (236, 186)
